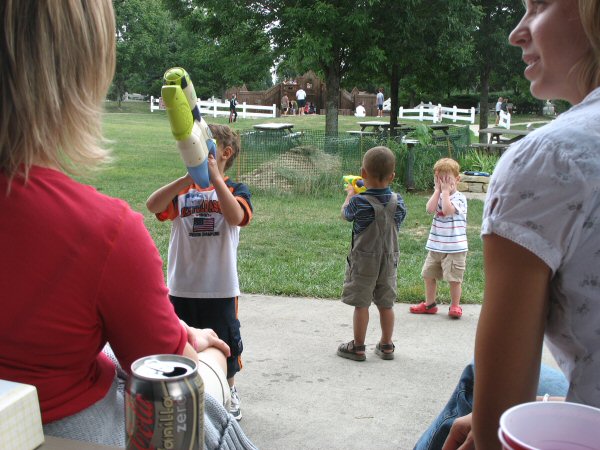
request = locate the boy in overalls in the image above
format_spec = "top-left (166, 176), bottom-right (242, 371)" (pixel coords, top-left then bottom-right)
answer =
top-left (337, 146), bottom-right (407, 361)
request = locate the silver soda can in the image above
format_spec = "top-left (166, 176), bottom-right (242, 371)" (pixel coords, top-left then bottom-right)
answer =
top-left (125, 354), bottom-right (204, 450)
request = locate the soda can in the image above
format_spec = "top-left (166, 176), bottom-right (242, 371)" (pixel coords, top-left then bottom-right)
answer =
top-left (125, 354), bottom-right (204, 450)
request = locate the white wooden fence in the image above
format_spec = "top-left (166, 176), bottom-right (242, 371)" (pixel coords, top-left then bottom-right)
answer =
top-left (399, 102), bottom-right (476, 124)
top-left (150, 96), bottom-right (277, 119)
top-left (384, 100), bottom-right (475, 124)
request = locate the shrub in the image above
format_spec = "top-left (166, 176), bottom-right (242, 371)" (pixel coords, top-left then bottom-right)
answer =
top-left (458, 149), bottom-right (500, 174)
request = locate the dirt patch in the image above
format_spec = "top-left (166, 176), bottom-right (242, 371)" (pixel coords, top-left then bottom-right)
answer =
top-left (240, 145), bottom-right (341, 191)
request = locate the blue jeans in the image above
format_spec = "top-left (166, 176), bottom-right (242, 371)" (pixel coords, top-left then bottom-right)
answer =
top-left (413, 362), bottom-right (568, 450)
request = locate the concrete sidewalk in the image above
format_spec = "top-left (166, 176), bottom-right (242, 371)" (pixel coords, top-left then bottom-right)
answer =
top-left (234, 294), bottom-right (558, 450)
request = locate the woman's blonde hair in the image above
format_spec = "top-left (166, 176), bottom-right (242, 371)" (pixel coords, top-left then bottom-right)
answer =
top-left (0, 0), bottom-right (116, 182)
top-left (577, 0), bottom-right (600, 94)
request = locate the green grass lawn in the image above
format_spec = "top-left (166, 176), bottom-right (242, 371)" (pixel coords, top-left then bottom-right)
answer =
top-left (96, 105), bottom-right (488, 303)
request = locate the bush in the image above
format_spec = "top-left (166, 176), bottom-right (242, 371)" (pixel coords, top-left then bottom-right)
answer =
top-left (442, 93), bottom-right (480, 109)
top-left (390, 126), bottom-right (471, 191)
top-left (509, 91), bottom-right (545, 115)
top-left (458, 149), bottom-right (500, 174)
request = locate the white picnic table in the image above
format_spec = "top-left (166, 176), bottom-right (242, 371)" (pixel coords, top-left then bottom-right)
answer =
top-left (253, 122), bottom-right (295, 133)
top-left (357, 121), bottom-right (392, 133)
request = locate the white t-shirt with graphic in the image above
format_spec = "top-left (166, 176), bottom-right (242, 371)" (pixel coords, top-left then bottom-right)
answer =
top-left (156, 179), bottom-right (252, 298)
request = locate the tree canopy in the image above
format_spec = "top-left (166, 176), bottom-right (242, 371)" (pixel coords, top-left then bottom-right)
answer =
top-left (112, 0), bottom-right (539, 126)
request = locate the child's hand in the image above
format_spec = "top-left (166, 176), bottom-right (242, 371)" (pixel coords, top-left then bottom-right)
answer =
top-left (207, 154), bottom-right (222, 184)
top-left (434, 175), bottom-right (441, 191)
top-left (345, 184), bottom-right (356, 197)
top-left (439, 174), bottom-right (455, 193)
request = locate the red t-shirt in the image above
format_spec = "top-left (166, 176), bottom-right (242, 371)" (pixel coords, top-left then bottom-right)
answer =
top-left (0, 167), bottom-right (187, 423)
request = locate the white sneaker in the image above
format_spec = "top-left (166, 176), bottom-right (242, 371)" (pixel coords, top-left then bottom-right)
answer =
top-left (229, 385), bottom-right (242, 421)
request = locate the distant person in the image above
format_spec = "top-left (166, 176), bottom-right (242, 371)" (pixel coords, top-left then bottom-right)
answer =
top-left (376, 88), bottom-right (385, 117)
top-left (229, 93), bottom-right (238, 123)
top-left (0, 1), bottom-right (256, 448)
top-left (308, 102), bottom-right (316, 114)
top-left (501, 97), bottom-right (508, 114)
top-left (410, 158), bottom-right (467, 319)
top-left (281, 94), bottom-right (289, 115)
top-left (147, 124), bottom-right (253, 421)
top-left (296, 87), bottom-right (307, 115)
top-left (494, 96), bottom-right (503, 125)
top-left (290, 99), bottom-right (297, 115)
top-left (355, 103), bottom-right (366, 117)
top-left (337, 146), bottom-right (407, 362)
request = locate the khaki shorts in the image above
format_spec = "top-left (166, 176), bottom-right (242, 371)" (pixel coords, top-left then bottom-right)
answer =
top-left (421, 251), bottom-right (467, 283)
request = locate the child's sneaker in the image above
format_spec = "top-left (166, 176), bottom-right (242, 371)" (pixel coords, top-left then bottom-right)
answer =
top-left (409, 302), bottom-right (438, 314)
top-left (449, 305), bottom-right (463, 319)
top-left (229, 385), bottom-right (242, 421)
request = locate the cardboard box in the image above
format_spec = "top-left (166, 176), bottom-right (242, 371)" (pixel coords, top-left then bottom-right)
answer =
top-left (0, 380), bottom-right (44, 450)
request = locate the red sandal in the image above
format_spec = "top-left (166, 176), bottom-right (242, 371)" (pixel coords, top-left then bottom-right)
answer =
top-left (449, 305), bottom-right (463, 318)
top-left (409, 302), bottom-right (438, 314)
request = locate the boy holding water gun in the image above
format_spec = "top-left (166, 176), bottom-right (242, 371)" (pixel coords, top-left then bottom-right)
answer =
top-left (337, 146), bottom-right (407, 361)
top-left (147, 124), bottom-right (252, 421)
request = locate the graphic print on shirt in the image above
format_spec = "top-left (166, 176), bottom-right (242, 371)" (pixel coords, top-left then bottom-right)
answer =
top-left (181, 191), bottom-right (221, 237)
top-left (192, 217), bottom-right (216, 236)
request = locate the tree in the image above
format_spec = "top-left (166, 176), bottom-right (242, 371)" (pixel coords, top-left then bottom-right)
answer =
top-left (113, 0), bottom-right (181, 105)
top-left (470, 0), bottom-right (523, 139)
top-left (369, 0), bottom-right (479, 131)
top-left (162, 0), bottom-right (274, 98)
top-left (220, 1), bottom-right (382, 136)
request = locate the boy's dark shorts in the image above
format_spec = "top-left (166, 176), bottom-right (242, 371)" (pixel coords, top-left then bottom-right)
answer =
top-left (170, 295), bottom-right (243, 380)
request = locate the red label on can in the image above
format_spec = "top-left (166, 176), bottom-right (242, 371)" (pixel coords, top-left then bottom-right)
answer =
top-left (125, 355), bottom-right (204, 450)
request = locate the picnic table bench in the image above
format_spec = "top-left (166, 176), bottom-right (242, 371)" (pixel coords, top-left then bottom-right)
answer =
top-left (346, 130), bottom-right (377, 136)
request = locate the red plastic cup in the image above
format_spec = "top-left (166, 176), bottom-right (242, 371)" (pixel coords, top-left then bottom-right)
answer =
top-left (498, 401), bottom-right (600, 449)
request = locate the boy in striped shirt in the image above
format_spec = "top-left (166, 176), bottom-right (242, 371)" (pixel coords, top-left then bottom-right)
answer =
top-left (410, 158), bottom-right (467, 318)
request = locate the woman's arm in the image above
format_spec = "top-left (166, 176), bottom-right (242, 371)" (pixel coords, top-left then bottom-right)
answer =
top-left (473, 234), bottom-right (551, 448)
